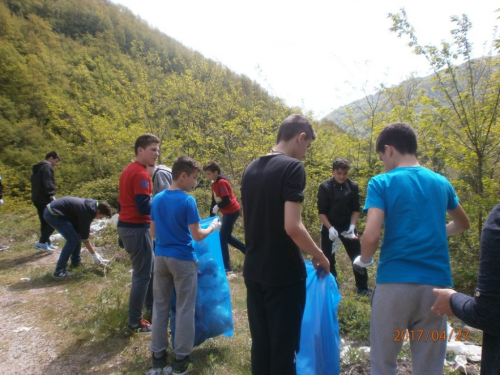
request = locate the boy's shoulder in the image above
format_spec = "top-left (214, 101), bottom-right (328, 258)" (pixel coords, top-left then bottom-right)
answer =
top-left (371, 166), bottom-right (450, 188)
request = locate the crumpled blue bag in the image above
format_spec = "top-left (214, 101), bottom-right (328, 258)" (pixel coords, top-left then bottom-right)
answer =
top-left (296, 260), bottom-right (342, 375)
top-left (170, 216), bottom-right (234, 347)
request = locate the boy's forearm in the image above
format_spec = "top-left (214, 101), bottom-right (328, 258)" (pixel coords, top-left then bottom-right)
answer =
top-left (318, 214), bottom-right (331, 229)
top-left (360, 207), bottom-right (384, 262)
top-left (83, 241), bottom-right (95, 255)
top-left (446, 205), bottom-right (470, 237)
top-left (350, 211), bottom-right (360, 225)
top-left (360, 235), bottom-right (378, 262)
top-left (150, 221), bottom-right (156, 239)
top-left (289, 223), bottom-right (325, 259)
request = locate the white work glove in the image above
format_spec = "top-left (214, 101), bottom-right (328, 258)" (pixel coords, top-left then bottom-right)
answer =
top-left (328, 227), bottom-right (338, 241)
top-left (212, 205), bottom-right (219, 215)
top-left (0, 199), bottom-right (4, 206)
top-left (209, 218), bottom-right (221, 232)
top-left (341, 224), bottom-right (358, 240)
top-left (353, 255), bottom-right (373, 274)
top-left (92, 252), bottom-right (108, 265)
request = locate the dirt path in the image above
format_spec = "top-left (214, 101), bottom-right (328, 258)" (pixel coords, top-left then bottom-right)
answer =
top-left (0, 251), bottom-right (67, 374)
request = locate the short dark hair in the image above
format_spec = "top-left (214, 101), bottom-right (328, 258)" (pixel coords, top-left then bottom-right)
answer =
top-left (333, 158), bottom-right (350, 170)
top-left (134, 134), bottom-right (160, 155)
top-left (97, 201), bottom-right (112, 218)
top-left (172, 156), bottom-right (201, 180)
top-left (276, 114), bottom-right (317, 143)
top-left (202, 161), bottom-right (221, 174)
top-left (376, 122), bottom-right (417, 155)
top-left (45, 151), bottom-right (60, 161)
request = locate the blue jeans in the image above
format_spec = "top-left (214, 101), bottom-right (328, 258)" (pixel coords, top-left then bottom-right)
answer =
top-left (43, 209), bottom-right (81, 272)
top-left (220, 210), bottom-right (246, 271)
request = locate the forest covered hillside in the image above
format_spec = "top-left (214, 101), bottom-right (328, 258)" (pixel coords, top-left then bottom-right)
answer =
top-left (1, 0), bottom-right (500, 295)
top-left (1, 0), bottom-right (345, 205)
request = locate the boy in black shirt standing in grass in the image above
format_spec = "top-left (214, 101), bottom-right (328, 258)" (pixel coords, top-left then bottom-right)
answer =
top-left (317, 158), bottom-right (371, 295)
top-left (241, 114), bottom-right (330, 375)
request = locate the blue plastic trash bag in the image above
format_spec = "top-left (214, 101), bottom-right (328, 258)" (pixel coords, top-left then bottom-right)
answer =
top-left (170, 216), bottom-right (234, 347)
top-left (296, 260), bottom-right (342, 375)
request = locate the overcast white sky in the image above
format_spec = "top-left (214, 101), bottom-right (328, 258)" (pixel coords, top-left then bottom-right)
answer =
top-left (112, 0), bottom-right (498, 119)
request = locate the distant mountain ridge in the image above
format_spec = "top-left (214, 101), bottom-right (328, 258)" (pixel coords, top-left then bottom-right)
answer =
top-left (321, 57), bottom-right (497, 134)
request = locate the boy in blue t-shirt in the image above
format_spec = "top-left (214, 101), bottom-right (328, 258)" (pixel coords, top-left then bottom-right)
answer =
top-left (149, 156), bottom-right (221, 375)
top-left (355, 123), bottom-right (470, 375)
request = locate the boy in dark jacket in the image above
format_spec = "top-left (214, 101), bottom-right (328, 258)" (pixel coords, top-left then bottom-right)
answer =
top-left (317, 158), bottom-right (370, 295)
top-left (31, 151), bottom-right (60, 252)
top-left (432, 204), bottom-right (500, 375)
top-left (43, 197), bottom-right (112, 278)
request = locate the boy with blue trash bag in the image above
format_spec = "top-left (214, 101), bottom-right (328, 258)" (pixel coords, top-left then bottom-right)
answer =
top-left (356, 122), bottom-right (470, 375)
top-left (149, 156), bottom-right (221, 375)
top-left (203, 161), bottom-right (246, 275)
top-left (241, 114), bottom-right (330, 375)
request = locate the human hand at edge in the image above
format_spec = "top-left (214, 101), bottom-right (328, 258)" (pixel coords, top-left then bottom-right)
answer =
top-left (353, 255), bottom-right (373, 274)
top-left (328, 226), bottom-right (338, 241)
top-left (209, 218), bottom-right (221, 232)
top-left (312, 254), bottom-right (330, 277)
top-left (431, 288), bottom-right (457, 317)
top-left (92, 252), bottom-right (108, 265)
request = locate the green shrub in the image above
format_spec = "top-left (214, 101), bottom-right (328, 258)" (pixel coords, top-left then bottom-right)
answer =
top-left (71, 177), bottom-right (120, 208)
top-left (338, 296), bottom-right (371, 344)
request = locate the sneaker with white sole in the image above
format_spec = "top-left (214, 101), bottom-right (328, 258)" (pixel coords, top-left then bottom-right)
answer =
top-left (46, 243), bottom-right (59, 250)
top-left (53, 269), bottom-right (72, 278)
top-left (35, 242), bottom-right (53, 252)
top-left (172, 356), bottom-right (196, 375)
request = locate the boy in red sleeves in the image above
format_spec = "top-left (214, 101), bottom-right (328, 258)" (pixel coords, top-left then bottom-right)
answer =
top-left (203, 161), bottom-right (246, 274)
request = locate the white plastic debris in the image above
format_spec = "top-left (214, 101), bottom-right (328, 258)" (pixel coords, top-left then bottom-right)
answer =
top-left (340, 231), bottom-right (358, 240)
top-left (110, 214), bottom-right (119, 226)
top-left (20, 278), bottom-right (30, 282)
top-left (13, 327), bottom-right (32, 333)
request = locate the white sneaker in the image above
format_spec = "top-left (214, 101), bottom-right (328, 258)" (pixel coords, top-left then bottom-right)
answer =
top-left (35, 243), bottom-right (53, 252)
top-left (46, 243), bottom-right (59, 250)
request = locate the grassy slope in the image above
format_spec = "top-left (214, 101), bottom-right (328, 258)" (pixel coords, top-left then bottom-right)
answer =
top-left (0, 202), bottom-right (252, 374)
top-left (2, 201), bottom-right (476, 374)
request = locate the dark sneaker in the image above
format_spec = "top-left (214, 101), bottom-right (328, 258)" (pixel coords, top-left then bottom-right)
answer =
top-left (128, 318), bottom-right (152, 333)
top-left (53, 269), bottom-right (73, 279)
top-left (69, 262), bottom-right (84, 270)
top-left (356, 288), bottom-right (373, 296)
top-left (151, 351), bottom-right (167, 370)
top-left (143, 308), bottom-right (153, 323)
top-left (172, 356), bottom-right (196, 375)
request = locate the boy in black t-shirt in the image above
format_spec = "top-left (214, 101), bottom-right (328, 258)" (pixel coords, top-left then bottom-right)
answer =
top-left (241, 114), bottom-right (330, 375)
top-left (317, 158), bottom-right (371, 295)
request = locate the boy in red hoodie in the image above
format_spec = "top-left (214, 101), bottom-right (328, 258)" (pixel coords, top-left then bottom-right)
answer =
top-left (203, 161), bottom-right (246, 274)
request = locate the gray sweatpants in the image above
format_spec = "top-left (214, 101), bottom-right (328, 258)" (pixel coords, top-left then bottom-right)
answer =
top-left (151, 256), bottom-right (198, 358)
top-left (118, 226), bottom-right (154, 326)
top-left (370, 283), bottom-right (447, 375)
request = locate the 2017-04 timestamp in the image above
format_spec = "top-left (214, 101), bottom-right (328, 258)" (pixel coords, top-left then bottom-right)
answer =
top-left (393, 329), bottom-right (470, 342)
